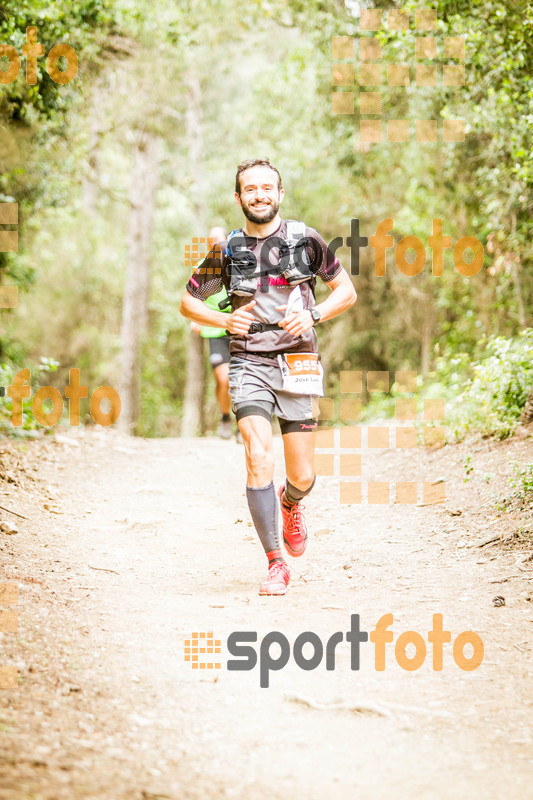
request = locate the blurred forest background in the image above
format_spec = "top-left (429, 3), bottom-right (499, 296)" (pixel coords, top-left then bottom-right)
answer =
top-left (0, 0), bottom-right (531, 439)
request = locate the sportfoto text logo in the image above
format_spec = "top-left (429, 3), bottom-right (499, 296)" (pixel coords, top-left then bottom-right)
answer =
top-left (189, 218), bottom-right (484, 279)
top-left (0, 27), bottom-right (78, 85)
top-left (185, 614), bottom-right (484, 688)
top-left (3, 369), bottom-right (121, 427)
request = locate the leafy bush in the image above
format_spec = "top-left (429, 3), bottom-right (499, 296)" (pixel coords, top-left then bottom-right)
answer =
top-left (445, 330), bottom-right (533, 439)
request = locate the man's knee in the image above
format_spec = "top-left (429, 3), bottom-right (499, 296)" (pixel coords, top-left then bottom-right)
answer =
top-left (247, 444), bottom-right (274, 476)
top-left (288, 469), bottom-right (315, 490)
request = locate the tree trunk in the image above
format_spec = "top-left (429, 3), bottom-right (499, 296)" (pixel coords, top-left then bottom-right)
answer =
top-left (510, 213), bottom-right (527, 329)
top-left (119, 131), bottom-right (160, 434)
top-left (520, 383), bottom-right (533, 424)
top-left (420, 282), bottom-right (434, 379)
top-left (181, 72), bottom-right (207, 436)
top-left (81, 94), bottom-right (101, 214)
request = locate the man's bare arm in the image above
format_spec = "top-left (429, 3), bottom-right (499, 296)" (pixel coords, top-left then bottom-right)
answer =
top-left (316, 267), bottom-right (357, 322)
top-left (179, 289), bottom-right (230, 329)
top-left (179, 290), bottom-right (257, 336)
top-left (277, 268), bottom-right (357, 338)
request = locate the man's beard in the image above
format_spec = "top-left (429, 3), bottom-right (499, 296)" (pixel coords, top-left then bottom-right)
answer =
top-left (241, 197), bottom-right (280, 224)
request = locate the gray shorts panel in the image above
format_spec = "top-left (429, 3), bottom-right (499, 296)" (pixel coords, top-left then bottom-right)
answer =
top-left (228, 357), bottom-right (314, 421)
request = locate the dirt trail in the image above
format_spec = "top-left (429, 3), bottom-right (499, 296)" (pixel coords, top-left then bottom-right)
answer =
top-left (0, 427), bottom-right (532, 799)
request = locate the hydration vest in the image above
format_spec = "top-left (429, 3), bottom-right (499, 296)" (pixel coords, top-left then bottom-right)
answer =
top-left (221, 220), bottom-right (319, 308)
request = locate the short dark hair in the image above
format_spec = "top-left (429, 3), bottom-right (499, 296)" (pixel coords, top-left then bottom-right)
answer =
top-left (235, 158), bottom-right (283, 196)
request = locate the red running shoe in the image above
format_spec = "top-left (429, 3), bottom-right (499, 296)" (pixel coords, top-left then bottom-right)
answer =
top-left (278, 485), bottom-right (309, 558)
top-left (259, 561), bottom-right (290, 596)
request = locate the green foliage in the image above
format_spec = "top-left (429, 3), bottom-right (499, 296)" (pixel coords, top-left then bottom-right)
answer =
top-left (0, 356), bottom-right (59, 435)
top-left (509, 461), bottom-right (533, 499)
top-left (1, 0), bottom-right (532, 438)
top-left (440, 329), bottom-right (533, 438)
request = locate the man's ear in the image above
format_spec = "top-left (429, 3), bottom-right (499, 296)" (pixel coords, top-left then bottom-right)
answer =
top-left (279, 188), bottom-right (285, 204)
top-left (235, 192), bottom-right (242, 207)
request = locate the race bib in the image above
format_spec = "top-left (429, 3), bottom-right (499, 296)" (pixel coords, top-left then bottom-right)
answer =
top-left (277, 352), bottom-right (324, 396)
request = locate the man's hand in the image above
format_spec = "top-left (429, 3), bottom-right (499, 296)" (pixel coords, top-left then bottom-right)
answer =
top-left (226, 300), bottom-right (256, 335)
top-left (276, 306), bottom-right (315, 338)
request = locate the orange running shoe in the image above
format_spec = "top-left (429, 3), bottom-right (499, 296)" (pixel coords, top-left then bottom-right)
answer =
top-left (259, 561), bottom-right (290, 596)
top-left (278, 485), bottom-right (309, 558)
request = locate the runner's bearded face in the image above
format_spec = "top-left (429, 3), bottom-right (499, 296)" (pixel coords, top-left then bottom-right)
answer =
top-left (240, 192), bottom-right (280, 224)
top-left (238, 172), bottom-right (281, 225)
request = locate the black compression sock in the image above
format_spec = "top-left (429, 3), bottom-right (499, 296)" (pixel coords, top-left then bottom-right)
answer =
top-left (283, 477), bottom-right (316, 507)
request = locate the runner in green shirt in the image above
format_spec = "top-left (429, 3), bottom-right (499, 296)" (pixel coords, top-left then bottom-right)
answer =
top-left (190, 228), bottom-right (236, 440)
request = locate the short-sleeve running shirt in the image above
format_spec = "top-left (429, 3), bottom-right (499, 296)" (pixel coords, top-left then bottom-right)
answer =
top-left (185, 219), bottom-right (342, 357)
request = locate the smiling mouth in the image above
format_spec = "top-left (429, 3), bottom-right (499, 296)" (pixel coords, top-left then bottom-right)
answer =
top-left (252, 202), bottom-right (270, 208)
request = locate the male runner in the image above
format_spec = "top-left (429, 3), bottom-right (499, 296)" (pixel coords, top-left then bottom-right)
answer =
top-left (180, 158), bottom-right (356, 595)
